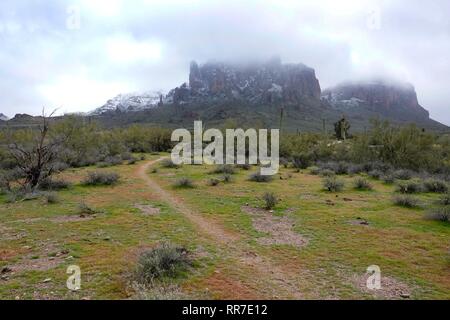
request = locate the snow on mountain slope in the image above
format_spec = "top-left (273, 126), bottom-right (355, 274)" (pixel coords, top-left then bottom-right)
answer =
top-left (90, 91), bottom-right (164, 115)
top-left (0, 113), bottom-right (9, 121)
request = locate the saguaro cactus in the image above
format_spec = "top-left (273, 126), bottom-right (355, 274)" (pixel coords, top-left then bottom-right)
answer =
top-left (334, 116), bottom-right (350, 140)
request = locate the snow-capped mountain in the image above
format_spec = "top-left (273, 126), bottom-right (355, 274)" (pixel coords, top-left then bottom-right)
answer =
top-left (0, 113), bottom-right (9, 121)
top-left (90, 91), bottom-right (164, 115)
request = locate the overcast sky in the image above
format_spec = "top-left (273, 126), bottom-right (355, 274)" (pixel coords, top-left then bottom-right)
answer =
top-left (0, 0), bottom-right (449, 124)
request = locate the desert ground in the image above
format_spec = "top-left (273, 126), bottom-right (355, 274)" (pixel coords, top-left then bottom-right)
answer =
top-left (0, 153), bottom-right (449, 300)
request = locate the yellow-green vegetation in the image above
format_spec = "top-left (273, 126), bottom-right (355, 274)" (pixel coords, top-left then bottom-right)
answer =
top-left (0, 154), bottom-right (449, 300)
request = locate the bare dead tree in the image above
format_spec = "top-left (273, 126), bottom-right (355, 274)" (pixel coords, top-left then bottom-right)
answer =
top-left (7, 108), bottom-right (66, 190)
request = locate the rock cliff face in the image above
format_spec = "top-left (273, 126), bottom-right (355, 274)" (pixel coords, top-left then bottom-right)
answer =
top-left (87, 60), bottom-right (446, 131)
top-left (166, 58), bottom-right (321, 105)
top-left (322, 81), bottom-right (430, 120)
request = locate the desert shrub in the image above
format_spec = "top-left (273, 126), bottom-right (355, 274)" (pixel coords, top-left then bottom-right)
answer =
top-left (83, 171), bottom-right (119, 186)
top-left (150, 168), bottom-right (158, 174)
top-left (235, 163), bottom-right (251, 170)
top-left (134, 243), bottom-right (190, 284)
top-left (319, 169), bottom-right (336, 177)
top-left (0, 169), bottom-right (26, 193)
top-left (248, 172), bottom-right (273, 183)
top-left (131, 282), bottom-right (186, 300)
top-left (381, 174), bottom-right (396, 184)
top-left (262, 192), bottom-right (278, 210)
top-left (210, 165), bottom-right (235, 175)
top-left (52, 161), bottom-right (69, 172)
top-left (334, 161), bottom-right (350, 175)
top-left (323, 176), bottom-right (344, 192)
top-left (423, 179), bottom-right (448, 193)
top-left (368, 170), bottom-right (383, 180)
top-left (364, 161), bottom-right (392, 174)
top-left (160, 159), bottom-right (179, 169)
top-left (353, 177), bottom-right (373, 191)
top-left (291, 153), bottom-right (312, 170)
top-left (96, 161), bottom-right (111, 168)
top-left (78, 202), bottom-right (99, 215)
top-left (394, 169), bottom-right (414, 180)
top-left (425, 207), bottom-right (450, 222)
top-left (44, 192), bottom-right (59, 204)
top-left (4, 188), bottom-right (44, 203)
top-left (393, 195), bottom-right (420, 208)
top-left (21, 191), bottom-right (42, 201)
top-left (39, 178), bottom-right (71, 191)
top-left (174, 178), bottom-right (195, 188)
top-left (319, 161), bottom-right (348, 175)
top-left (127, 157), bottom-right (138, 165)
top-left (207, 178), bottom-right (220, 186)
top-left (309, 166), bottom-right (321, 175)
top-left (436, 192), bottom-right (450, 206)
top-left (5, 191), bottom-right (21, 203)
top-left (348, 164), bottom-right (364, 175)
top-left (396, 180), bottom-right (423, 194)
top-left (280, 157), bottom-right (289, 168)
top-left (222, 174), bottom-right (232, 183)
top-left (103, 155), bottom-right (123, 166)
top-left (121, 152), bottom-right (134, 161)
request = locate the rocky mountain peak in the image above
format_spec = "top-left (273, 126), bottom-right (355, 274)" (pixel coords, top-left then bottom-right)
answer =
top-left (166, 58), bottom-right (321, 105)
top-left (0, 113), bottom-right (8, 121)
top-left (322, 80), bottom-right (430, 120)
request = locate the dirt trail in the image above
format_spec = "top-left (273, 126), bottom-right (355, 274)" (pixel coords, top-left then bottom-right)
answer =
top-left (138, 158), bottom-right (239, 244)
top-left (136, 158), bottom-right (304, 299)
